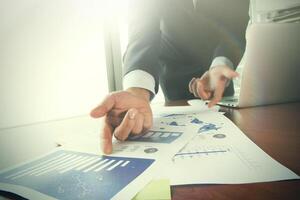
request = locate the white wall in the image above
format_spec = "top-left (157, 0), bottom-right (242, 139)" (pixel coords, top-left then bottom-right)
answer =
top-left (0, 0), bottom-right (108, 129)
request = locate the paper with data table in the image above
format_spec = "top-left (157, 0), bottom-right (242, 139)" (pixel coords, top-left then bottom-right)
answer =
top-left (165, 112), bottom-right (299, 185)
top-left (110, 98), bottom-right (216, 161)
top-left (111, 115), bottom-right (198, 160)
top-left (0, 149), bottom-right (158, 200)
top-left (57, 114), bottom-right (199, 161)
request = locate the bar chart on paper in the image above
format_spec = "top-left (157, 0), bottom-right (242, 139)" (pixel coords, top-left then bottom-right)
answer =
top-left (0, 150), bottom-right (155, 200)
top-left (128, 130), bottom-right (183, 144)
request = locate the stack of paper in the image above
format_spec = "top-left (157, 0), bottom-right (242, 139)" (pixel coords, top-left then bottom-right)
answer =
top-left (0, 100), bottom-right (299, 200)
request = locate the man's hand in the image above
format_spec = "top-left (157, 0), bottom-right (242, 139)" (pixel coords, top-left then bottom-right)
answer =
top-left (90, 88), bottom-right (152, 154)
top-left (189, 65), bottom-right (239, 107)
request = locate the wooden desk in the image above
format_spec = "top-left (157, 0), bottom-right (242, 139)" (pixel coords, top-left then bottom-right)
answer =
top-left (167, 101), bottom-right (300, 200)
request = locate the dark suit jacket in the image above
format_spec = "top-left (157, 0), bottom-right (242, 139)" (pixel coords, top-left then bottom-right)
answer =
top-left (123, 0), bottom-right (249, 101)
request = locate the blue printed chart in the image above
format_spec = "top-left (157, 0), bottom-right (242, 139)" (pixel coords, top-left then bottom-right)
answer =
top-left (0, 150), bottom-right (154, 200)
top-left (128, 131), bottom-right (183, 144)
top-left (159, 114), bottom-right (222, 134)
top-left (197, 123), bottom-right (221, 133)
top-left (188, 116), bottom-right (221, 133)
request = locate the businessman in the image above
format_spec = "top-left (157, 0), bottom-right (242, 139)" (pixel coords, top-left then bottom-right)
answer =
top-left (91, 0), bottom-right (249, 154)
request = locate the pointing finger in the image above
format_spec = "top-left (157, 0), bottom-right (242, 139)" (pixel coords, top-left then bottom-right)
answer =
top-left (100, 117), bottom-right (113, 154)
top-left (208, 83), bottom-right (226, 108)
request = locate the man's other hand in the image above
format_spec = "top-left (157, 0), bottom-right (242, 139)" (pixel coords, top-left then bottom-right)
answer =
top-left (189, 65), bottom-right (239, 107)
top-left (90, 88), bottom-right (152, 154)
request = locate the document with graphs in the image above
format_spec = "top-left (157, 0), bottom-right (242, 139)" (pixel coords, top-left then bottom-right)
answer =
top-left (111, 116), bottom-right (198, 160)
top-left (163, 112), bottom-right (300, 185)
top-left (1, 104), bottom-right (299, 199)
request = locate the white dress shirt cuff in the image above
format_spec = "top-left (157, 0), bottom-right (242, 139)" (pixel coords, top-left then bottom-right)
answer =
top-left (123, 69), bottom-right (156, 95)
top-left (210, 56), bottom-right (234, 70)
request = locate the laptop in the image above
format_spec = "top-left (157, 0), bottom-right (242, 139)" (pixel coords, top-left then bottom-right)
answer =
top-left (218, 23), bottom-right (300, 108)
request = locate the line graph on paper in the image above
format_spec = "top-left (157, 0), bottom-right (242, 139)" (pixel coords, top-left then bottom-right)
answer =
top-left (173, 144), bottom-right (231, 161)
top-left (0, 150), bottom-right (154, 200)
top-left (173, 141), bottom-right (262, 172)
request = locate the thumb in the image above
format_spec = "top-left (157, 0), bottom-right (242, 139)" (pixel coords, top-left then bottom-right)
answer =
top-left (208, 83), bottom-right (225, 108)
top-left (90, 94), bottom-right (115, 118)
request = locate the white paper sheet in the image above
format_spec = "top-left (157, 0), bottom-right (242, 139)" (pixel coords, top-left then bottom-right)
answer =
top-left (166, 112), bottom-right (300, 185)
top-left (10, 105), bottom-right (297, 200)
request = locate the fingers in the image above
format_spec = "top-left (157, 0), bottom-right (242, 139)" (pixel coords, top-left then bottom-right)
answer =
top-left (221, 69), bottom-right (239, 87)
top-left (90, 94), bottom-right (116, 118)
top-left (114, 108), bottom-right (138, 141)
top-left (143, 111), bottom-right (153, 131)
top-left (107, 109), bottom-right (127, 127)
top-left (208, 83), bottom-right (225, 108)
top-left (208, 68), bottom-right (238, 107)
top-left (189, 77), bottom-right (196, 93)
top-left (131, 113), bottom-right (144, 134)
top-left (188, 67), bottom-right (239, 107)
top-left (189, 72), bottom-right (212, 100)
top-left (100, 117), bottom-right (114, 154)
top-left (108, 109), bottom-right (152, 134)
top-left (222, 67), bottom-right (239, 79)
top-left (197, 80), bottom-right (212, 100)
top-left (102, 107), bottom-right (152, 154)
top-left (107, 115), bottom-right (122, 128)
top-left (191, 78), bottom-right (211, 100)
top-left (192, 78), bottom-right (199, 98)
top-left (112, 108), bottom-right (152, 141)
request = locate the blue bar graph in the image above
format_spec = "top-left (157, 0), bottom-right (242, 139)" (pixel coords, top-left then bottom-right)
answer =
top-left (128, 130), bottom-right (183, 144)
top-left (0, 150), bottom-right (155, 200)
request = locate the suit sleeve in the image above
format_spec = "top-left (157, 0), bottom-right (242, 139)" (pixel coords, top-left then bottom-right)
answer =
top-left (209, 1), bottom-right (249, 66)
top-left (211, 1), bottom-right (250, 96)
top-left (123, 0), bottom-right (162, 94)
